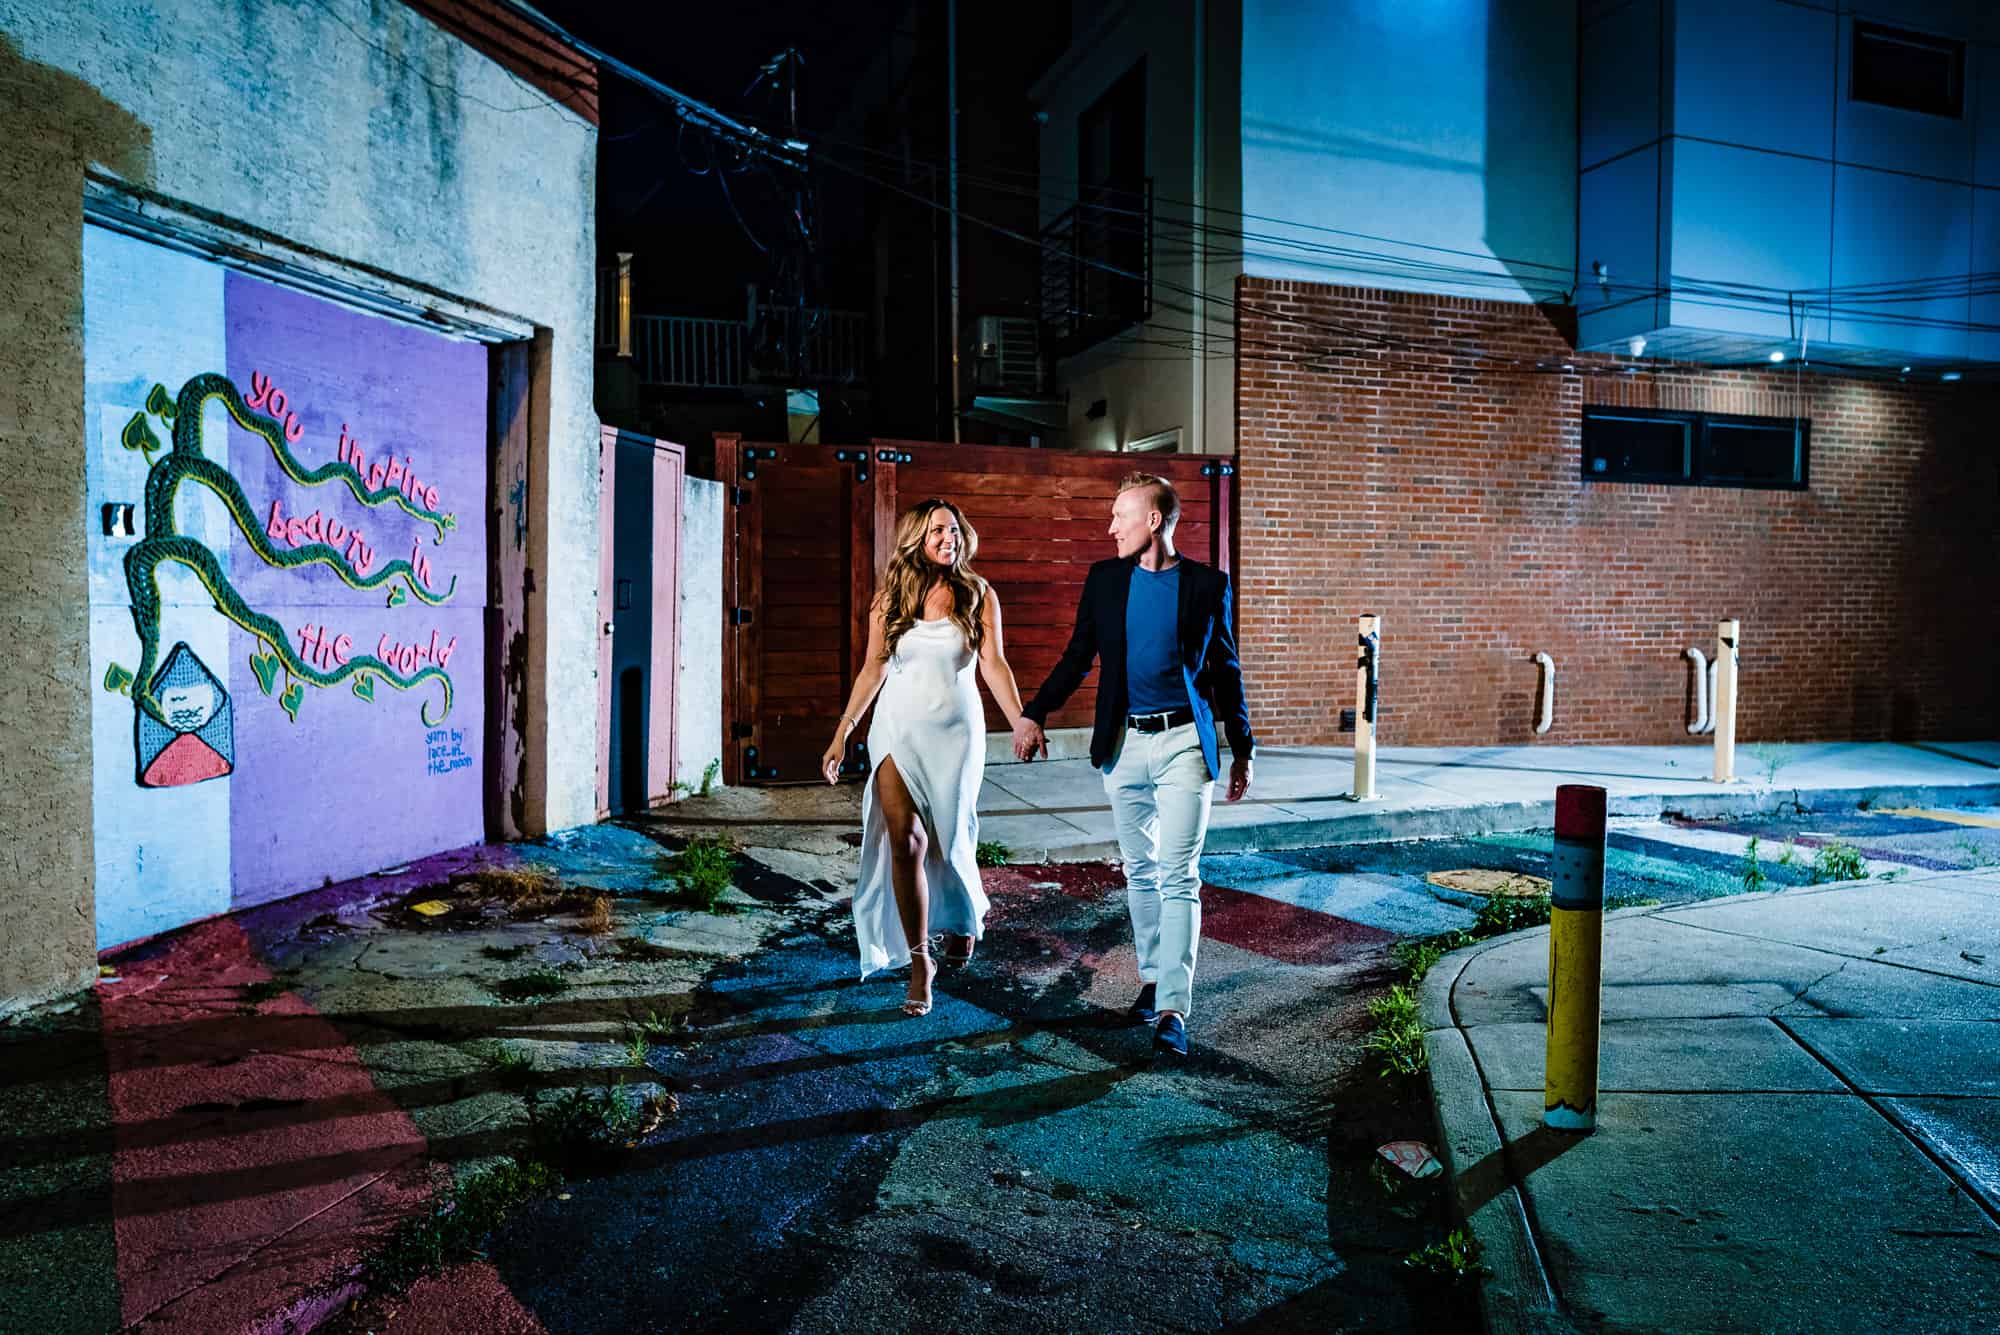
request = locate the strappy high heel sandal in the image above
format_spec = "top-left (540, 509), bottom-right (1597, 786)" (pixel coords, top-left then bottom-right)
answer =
top-left (939, 933), bottom-right (975, 970)
top-left (901, 945), bottom-right (935, 1017)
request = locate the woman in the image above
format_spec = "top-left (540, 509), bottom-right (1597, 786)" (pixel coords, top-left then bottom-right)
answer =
top-left (821, 498), bottom-right (1030, 1017)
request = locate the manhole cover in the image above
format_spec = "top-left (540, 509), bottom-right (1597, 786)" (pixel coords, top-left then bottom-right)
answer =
top-left (1426, 868), bottom-right (1551, 898)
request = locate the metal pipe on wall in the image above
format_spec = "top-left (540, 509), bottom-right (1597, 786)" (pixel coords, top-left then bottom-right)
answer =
top-left (1685, 646), bottom-right (1710, 735)
top-left (1533, 652), bottom-right (1556, 734)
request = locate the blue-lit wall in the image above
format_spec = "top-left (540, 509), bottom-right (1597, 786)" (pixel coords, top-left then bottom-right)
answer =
top-left (1240, 0), bottom-right (1577, 302)
top-left (1579, 0), bottom-right (2000, 362)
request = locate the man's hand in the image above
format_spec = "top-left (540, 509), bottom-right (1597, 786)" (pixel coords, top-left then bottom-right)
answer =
top-left (1226, 755), bottom-right (1253, 803)
top-left (1012, 716), bottom-right (1048, 762)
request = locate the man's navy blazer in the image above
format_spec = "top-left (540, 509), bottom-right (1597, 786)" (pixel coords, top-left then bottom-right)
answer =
top-left (1023, 555), bottom-right (1254, 779)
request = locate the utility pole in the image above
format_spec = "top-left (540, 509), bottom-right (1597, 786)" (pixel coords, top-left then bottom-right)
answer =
top-left (947, 0), bottom-right (962, 442)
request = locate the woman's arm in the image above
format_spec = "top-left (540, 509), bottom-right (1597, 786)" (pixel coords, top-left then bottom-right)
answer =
top-left (975, 588), bottom-right (1028, 729)
top-left (821, 598), bottom-right (891, 783)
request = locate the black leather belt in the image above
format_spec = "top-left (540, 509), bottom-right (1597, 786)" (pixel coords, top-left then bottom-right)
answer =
top-left (1128, 708), bottom-right (1195, 733)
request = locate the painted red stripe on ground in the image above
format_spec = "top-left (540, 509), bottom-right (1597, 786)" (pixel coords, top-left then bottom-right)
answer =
top-left (99, 918), bottom-right (432, 1331)
top-left (1199, 883), bottom-right (1397, 966)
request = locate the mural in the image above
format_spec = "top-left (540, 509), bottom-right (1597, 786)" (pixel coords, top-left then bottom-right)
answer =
top-left (85, 227), bottom-right (490, 946)
top-left (101, 370), bottom-right (460, 737)
top-left (135, 643), bottom-right (235, 787)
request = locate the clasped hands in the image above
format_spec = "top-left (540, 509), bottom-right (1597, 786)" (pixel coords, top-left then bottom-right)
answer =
top-left (1011, 715), bottom-right (1047, 762)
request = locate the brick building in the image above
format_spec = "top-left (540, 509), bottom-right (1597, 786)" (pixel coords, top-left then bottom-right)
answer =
top-left (0, 0), bottom-right (601, 1014)
top-left (1032, 0), bottom-right (2000, 749)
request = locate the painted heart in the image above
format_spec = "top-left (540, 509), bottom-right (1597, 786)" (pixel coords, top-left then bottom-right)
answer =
top-left (102, 663), bottom-right (134, 696)
top-left (387, 584), bottom-right (408, 608)
top-left (279, 682), bottom-right (304, 722)
top-left (351, 673), bottom-right (375, 702)
top-left (250, 649), bottom-right (281, 696)
top-left (121, 411), bottom-right (162, 460)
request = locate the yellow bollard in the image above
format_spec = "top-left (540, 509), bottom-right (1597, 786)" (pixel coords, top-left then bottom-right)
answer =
top-left (1545, 783), bottom-right (1606, 1133)
top-left (1711, 618), bottom-right (1739, 783)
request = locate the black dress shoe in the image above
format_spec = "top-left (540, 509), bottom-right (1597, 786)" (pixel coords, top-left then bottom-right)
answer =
top-left (1129, 983), bottom-right (1158, 1025)
top-left (1153, 1012), bottom-right (1188, 1058)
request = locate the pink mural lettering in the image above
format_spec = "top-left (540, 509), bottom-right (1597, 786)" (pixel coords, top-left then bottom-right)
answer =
top-left (377, 628), bottom-right (459, 675)
top-left (344, 529), bottom-right (374, 574)
top-left (408, 540), bottom-right (434, 590)
top-left (249, 371), bottom-right (306, 442)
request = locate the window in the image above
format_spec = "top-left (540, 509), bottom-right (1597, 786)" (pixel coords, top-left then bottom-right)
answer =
top-left (1852, 21), bottom-right (1964, 119)
top-left (1582, 408), bottom-right (1809, 489)
top-left (1042, 60), bottom-right (1151, 354)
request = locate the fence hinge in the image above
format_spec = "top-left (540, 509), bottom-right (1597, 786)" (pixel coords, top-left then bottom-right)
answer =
top-left (732, 722), bottom-right (754, 739)
top-left (833, 448), bottom-right (871, 483)
top-left (741, 446), bottom-right (780, 481)
top-left (730, 608), bottom-right (753, 625)
top-left (732, 487), bottom-right (751, 505)
top-left (875, 449), bottom-right (914, 463)
top-left (1201, 461), bottom-right (1236, 477)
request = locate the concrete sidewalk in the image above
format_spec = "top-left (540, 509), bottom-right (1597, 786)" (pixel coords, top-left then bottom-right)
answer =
top-left (669, 741), bottom-right (2000, 858)
top-left (1420, 868), bottom-right (2000, 1334)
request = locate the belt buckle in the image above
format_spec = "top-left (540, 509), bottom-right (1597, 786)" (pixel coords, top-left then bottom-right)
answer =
top-left (1132, 710), bottom-right (1169, 732)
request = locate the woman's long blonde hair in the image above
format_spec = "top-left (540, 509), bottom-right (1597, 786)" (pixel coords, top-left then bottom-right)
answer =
top-left (878, 498), bottom-right (987, 661)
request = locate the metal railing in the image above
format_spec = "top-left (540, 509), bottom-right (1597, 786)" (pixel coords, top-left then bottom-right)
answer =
top-left (630, 308), bottom-right (866, 389)
top-left (1040, 179), bottom-right (1153, 357)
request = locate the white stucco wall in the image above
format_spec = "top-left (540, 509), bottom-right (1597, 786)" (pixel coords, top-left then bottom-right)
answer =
top-left (0, 0), bottom-right (597, 1011)
top-left (676, 478), bottom-right (725, 796)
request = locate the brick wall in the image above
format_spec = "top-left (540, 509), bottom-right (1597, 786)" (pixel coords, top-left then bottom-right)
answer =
top-left (1233, 276), bottom-right (2000, 748)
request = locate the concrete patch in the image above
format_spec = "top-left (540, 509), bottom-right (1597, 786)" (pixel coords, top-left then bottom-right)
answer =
top-left (1880, 1097), bottom-right (2000, 1214)
top-left (1784, 1020), bottom-right (2000, 1096)
top-left (1219, 871), bottom-right (1483, 938)
top-left (1465, 1018), bottom-right (1846, 1093)
top-left (1491, 1090), bottom-right (2000, 1334)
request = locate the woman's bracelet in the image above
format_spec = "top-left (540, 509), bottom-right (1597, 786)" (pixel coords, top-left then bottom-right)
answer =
top-left (838, 714), bottom-right (858, 733)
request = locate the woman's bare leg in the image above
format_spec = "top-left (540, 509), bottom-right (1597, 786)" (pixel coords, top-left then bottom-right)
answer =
top-left (874, 756), bottom-right (934, 1013)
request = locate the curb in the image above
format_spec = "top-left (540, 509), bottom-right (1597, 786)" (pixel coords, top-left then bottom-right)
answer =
top-left (1026, 780), bottom-right (2000, 865)
top-left (1419, 932), bottom-right (1570, 1335)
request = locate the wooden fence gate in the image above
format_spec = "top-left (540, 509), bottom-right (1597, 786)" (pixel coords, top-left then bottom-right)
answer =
top-left (718, 436), bottom-right (1234, 785)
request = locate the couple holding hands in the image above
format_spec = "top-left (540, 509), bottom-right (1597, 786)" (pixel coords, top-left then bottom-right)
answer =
top-left (821, 473), bottom-right (1254, 1057)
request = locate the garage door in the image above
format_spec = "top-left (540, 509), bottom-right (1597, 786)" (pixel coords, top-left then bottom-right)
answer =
top-left (84, 226), bottom-right (489, 947)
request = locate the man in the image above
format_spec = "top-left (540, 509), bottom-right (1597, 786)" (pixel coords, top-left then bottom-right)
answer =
top-left (1013, 473), bottom-right (1254, 1058)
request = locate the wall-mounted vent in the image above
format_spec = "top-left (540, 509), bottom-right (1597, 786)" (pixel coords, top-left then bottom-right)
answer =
top-left (1852, 22), bottom-right (1964, 120)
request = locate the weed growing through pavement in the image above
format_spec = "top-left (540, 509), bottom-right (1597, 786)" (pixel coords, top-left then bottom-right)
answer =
top-left (670, 837), bottom-right (737, 911)
top-left (1954, 835), bottom-right (2000, 868)
top-left (1809, 839), bottom-right (1868, 883)
top-left (578, 893), bottom-right (614, 935)
top-left (700, 757), bottom-right (721, 797)
top-left (1740, 837), bottom-right (1767, 893)
top-left (1362, 985), bottom-right (1427, 1077)
top-left (488, 1047), bottom-right (536, 1091)
top-left (1474, 893), bottom-right (1552, 935)
top-left (976, 840), bottom-right (1012, 868)
top-left (1404, 1227), bottom-right (1492, 1283)
top-left (365, 1157), bottom-right (561, 1292)
top-left (1746, 744), bottom-right (1791, 786)
top-left (1777, 837), bottom-right (1799, 868)
top-left (530, 1082), bottom-right (648, 1170)
top-left (1389, 932), bottom-right (1475, 987)
top-left (488, 969), bottom-right (569, 1002)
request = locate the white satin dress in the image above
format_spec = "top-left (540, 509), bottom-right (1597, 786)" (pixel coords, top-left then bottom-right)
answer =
top-left (852, 617), bottom-right (989, 977)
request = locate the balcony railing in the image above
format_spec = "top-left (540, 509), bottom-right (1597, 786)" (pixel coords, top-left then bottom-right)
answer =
top-left (630, 307), bottom-right (867, 390)
top-left (1040, 179), bottom-right (1152, 357)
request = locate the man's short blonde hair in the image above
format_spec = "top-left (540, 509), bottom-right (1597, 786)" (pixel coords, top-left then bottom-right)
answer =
top-left (1119, 472), bottom-right (1181, 529)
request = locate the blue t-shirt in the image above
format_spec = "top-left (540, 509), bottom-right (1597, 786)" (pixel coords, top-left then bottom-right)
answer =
top-left (1125, 562), bottom-right (1188, 715)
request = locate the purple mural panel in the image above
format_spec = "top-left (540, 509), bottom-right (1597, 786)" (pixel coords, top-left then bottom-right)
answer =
top-left (223, 273), bottom-right (488, 906)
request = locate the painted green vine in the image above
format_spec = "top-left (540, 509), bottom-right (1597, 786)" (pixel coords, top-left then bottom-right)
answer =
top-left (115, 372), bottom-right (457, 727)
